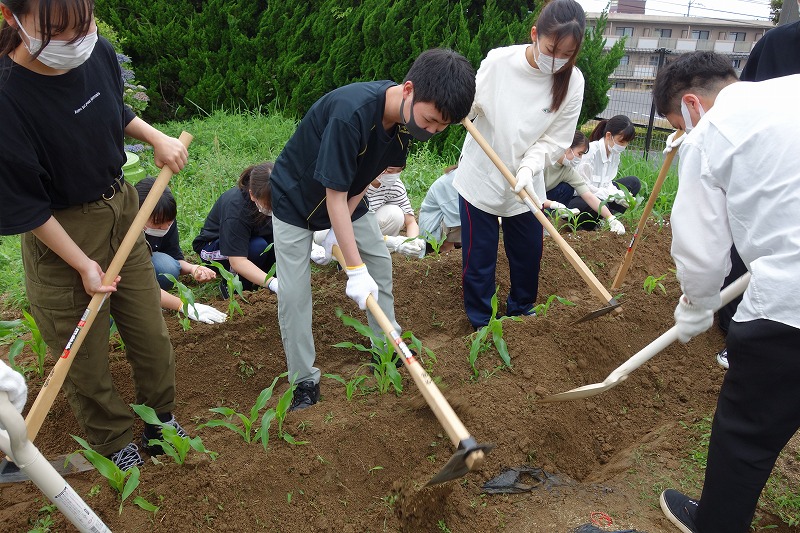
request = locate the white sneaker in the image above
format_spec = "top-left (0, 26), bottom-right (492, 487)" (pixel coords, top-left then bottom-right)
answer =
top-left (716, 348), bottom-right (729, 370)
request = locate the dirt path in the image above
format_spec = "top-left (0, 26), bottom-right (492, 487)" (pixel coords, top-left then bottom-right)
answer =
top-left (1, 221), bottom-right (795, 532)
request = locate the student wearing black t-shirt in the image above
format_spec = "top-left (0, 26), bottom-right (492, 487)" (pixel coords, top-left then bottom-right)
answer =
top-left (270, 48), bottom-right (476, 410)
top-left (134, 178), bottom-right (225, 325)
top-left (0, 1), bottom-right (188, 470)
top-left (193, 162), bottom-right (279, 295)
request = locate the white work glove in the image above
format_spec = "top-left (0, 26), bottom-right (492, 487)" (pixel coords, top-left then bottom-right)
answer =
top-left (0, 360), bottom-right (27, 414)
top-left (313, 230), bottom-right (338, 266)
top-left (267, 277), bottom-right (279, 294)
top-left (345, 264), bottom-right (379, 310)
top-left (184, 303), bottom-right (227, 324)
top-left (310, 243), bottom-right (330, 265)
top-left (603, 186), bottom-right (629, 208)
top-left (383, 235), bottom-right (405, 252)
top-left (607, 215), bottom-right (625, 235)
top-left (560, 207), bottom-right (581, 219)
top-left (548, 201), bottom-right (567, 210)
top-left (513, 166), bottom-right (540, 205)
top-left (673, 295), bottom-right (714, 343)
top-left (663, 130), bottom-right (685, 154)
top-left (396, 237), bottom-right (425, 258)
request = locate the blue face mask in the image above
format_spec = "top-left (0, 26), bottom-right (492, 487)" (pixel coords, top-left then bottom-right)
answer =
top-left (399, 97), bottom-right (436, 141)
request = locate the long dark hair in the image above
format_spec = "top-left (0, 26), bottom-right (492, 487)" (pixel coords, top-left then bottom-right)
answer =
top-left (535, 0), bottom-right (586, 112)
top-left (0, 0), bottom-right (95, 59)
top-left (134, 176), bottom-right (177, 226)
top-left (238, 161), bottom-right (274, 222)
top-left (589, 115), bottom-right (635, 143)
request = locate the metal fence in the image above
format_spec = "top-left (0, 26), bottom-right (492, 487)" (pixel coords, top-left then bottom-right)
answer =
top-left (590, 50), bottom-right (741, 158)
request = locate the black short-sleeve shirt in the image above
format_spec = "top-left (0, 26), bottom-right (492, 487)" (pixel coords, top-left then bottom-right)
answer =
top-left (0, 37), bottom-right (136, 235)
top-left (192, 187), bottom-right (273, 258)
top-left (271, 81), bottom-right (411, 231)
top-left (145, 223), bottom-right (184, 261)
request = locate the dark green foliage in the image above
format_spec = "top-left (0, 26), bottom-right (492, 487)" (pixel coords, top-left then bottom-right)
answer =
top-left (95, 0), bottom-right (540, 126)
top-left (576, 9), bottom-right (626, 126)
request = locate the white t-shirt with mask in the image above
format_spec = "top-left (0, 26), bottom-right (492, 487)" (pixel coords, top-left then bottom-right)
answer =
top-left (574, 138), bottom-right (624, 199)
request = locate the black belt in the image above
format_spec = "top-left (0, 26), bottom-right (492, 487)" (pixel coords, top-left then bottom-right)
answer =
top-left (101, 174), bottom-right (125, 201)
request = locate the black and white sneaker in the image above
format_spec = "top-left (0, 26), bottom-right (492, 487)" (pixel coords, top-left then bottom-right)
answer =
top-left (660, 489), bottom-right (699, 533)
top-left (716, 347), bottom-right (729, 370)
top-left (142, 413), bottom-right (189, 456)
top-left (107, 442), bottom-right (144, 471)
top-left (289, 380), bottom-right (320, 411)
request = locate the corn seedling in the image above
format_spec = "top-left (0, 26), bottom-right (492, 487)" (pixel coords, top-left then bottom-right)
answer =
top-left (131, 404), bottom-right (217, 465)
top-left (108, 319), bottom-right (126, 353)
top-left (422, 231), bottom-right (446, 257)
top-left (560, 209), bottom-right (596, 233)
top-left (208, 260), bottom-right (246, 317)
top-left (323, 372), bottom-right (369, 400)
top-left (1, 311), bottom-right (48, 377)
top-left (466, 287), bottom-right (520, 379)
top-left (643, 273), bottom-right (668, 295)
top-left (533, 294), bottom-right (576, 317)
top-left (71, 435), bottom-right (155, 515)
top-left (200, 372), bottom-right (307, 449)
top-left (162, 273), bottom-right (196, 331)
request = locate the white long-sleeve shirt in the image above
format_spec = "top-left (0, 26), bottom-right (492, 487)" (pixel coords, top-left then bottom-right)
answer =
top-left (453, 45), bottom-right (584, 216)
top-left (671, 74), bottom-right (800, 329)
top-left (574, 139), bottom-right (621, 199)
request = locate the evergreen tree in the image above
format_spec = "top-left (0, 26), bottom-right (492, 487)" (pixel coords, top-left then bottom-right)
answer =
top-left (576, 9), bottom-right (626, 126)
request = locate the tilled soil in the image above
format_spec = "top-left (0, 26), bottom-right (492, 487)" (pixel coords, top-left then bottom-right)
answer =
top-left (1, 220), bottom-right (797, 532)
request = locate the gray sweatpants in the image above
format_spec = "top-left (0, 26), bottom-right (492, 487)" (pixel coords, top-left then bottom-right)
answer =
top-left (273, 212), bottom-right (401, 385)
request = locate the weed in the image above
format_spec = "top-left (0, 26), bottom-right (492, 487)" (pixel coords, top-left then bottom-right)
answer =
top-left (466, 287), bottom-right (520, 379)
top-left (533, 294), bottom-right (576, 317)
top-left (437, 519), bottom-right (453, 533)
top-left (71, 435), bottom-right (149, 514)
top-left (87, 484), bottom-right (102, 498)
top-left (238, 359), bottom-right (256, 380)
top-left (108, 319), bottom-right (126, 353)
top-left (28, 502), bottom-right (56, 533)
top-left (131, 404), bottom-right (217, 465)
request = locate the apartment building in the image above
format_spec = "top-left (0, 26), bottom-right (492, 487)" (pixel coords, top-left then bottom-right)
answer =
top-left (587, 11), bottom-right (774, 90)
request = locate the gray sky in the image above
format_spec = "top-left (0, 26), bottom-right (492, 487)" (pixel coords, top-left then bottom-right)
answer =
top-left (575, 0), bottom-right (772, 21)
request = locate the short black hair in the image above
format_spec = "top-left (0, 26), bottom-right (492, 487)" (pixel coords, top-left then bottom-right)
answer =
top-left (404, 48), bottom-right (476, 123)
top-left (134, 176), bottom-right (177, 225)
top-left (653, 51), bottom-right (737, 117)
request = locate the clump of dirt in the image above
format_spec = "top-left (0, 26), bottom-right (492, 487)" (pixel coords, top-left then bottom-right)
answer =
top-left (1, 220), bottom-right (796, 532)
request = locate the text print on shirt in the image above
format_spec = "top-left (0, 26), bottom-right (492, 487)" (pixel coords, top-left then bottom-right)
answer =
top-left (74, 91), bottom-right (101, 114)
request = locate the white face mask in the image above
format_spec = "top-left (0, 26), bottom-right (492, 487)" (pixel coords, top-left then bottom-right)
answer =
top-left (607, 137), bottom-right (626, 154)
top-left (563, 153), bottom-right (582, 168)
top-left (680, 99), bottom-right (706, 132)
top-left (144, 222), bottom-right (173, 238)
top-left (254, 202), bottom-right (272, 216)
top-left (534, 39), bottom-right (569, 75)
top-left (378, 172), bottom-right (402, 188)
top-left (13, 13), bottom-right (97, 70)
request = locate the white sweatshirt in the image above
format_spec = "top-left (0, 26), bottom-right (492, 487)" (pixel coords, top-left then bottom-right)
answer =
top-left (453, 45), bottom-right (584, 217)
top-left (671, 75), bottom-right (800, 329)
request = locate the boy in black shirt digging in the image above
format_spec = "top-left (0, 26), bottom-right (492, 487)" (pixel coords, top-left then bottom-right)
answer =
top-left (270, 48), bottom-right (475, 410)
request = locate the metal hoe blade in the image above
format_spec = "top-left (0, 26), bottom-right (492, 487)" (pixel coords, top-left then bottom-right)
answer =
top-left (0, 454), bottom-right (94, 484)
top-left (425, 441), bottom-right (496, 487)
top-left (573, 299), bottom-right (623, 324)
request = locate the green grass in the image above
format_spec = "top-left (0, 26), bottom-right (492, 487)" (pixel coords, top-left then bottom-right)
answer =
top-left (0, 111), bottom-right (671, 314)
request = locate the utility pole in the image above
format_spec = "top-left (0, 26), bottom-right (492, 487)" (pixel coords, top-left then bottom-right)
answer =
top-left (645, 48), bottom-right (669, 160)
top-left (686, 0), bottom-right (702, 17)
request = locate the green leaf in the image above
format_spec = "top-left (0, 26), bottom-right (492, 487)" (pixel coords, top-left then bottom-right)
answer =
top-left (120, 466), bottom-right (140, 503)
top-left (130, 403), bottom-right (162, 426)
top-left (282, 433), bottom-right (309, 445)
top-left (256, 410), bottom-right (276, 450)
top-left (133, 495), bottom-right (159, 514)
top-left (208, 406), bottom-right (235, 417)
top-left (494, 336), bottom-right (512, 368)
top-left (323, 373), bottom-right (347, 385)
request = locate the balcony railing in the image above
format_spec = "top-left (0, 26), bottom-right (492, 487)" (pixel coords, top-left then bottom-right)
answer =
top-left (603, 35), bottom-right (754, 53)
top-left (611, 64), bottom-right (657, 78)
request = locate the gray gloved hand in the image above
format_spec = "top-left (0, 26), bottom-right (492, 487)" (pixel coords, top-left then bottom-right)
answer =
top-left (184, 303), bottom-right (227, 324)
top-left (607, 215), bottom-right (625, 235)
top-left (267, 277), bottom-right (279, 294)
top-left (396, 237), bottom-right (425, 258)
top-left (345, 264), bottom-right (379, 310)
top-left (0, 359), bottom-right (27, 415)
top-left (663, 130), bottom-right (685, 154)
top-left (513, 166), bottom-right (541, 205)
top-left (673, 295), bottom-right (713, 343)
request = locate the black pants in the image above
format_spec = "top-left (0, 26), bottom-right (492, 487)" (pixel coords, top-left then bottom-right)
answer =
top-left (696, 318), bottom-right (800, 532)
top-left (551, 175), bottom-right (641, 230)
top-left (717, 245), bottom-right (748, 334)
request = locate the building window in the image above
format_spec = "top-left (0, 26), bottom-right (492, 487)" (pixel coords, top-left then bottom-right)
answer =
top-left (691, 30), bottom-right (710, 40)
top-left (619, 55), bottom-right (630, 65)
top-left (656, 28), bottom-right (672, 38)
top-left (731, 59), bottom-right (741, 68)
top-left (613, 82), bottom-right (627, 89)
top-left (729, 32), bottom-right (746, 41)
top-left (615, 27), bottom-right (634, 37)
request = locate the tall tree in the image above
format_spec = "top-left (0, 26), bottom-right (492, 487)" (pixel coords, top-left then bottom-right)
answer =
top-left (576, 9), bottom-right (626, 126)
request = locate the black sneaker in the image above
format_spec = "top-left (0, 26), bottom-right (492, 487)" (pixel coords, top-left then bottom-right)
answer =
top-left (289, 380), bottom-right (320, 411)
top-left (107, 442), bottom-right (144, 471)
top-left (142, 413), bottom-right (189, 456)
top-left (660, 489), bottom-right (699, 533)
